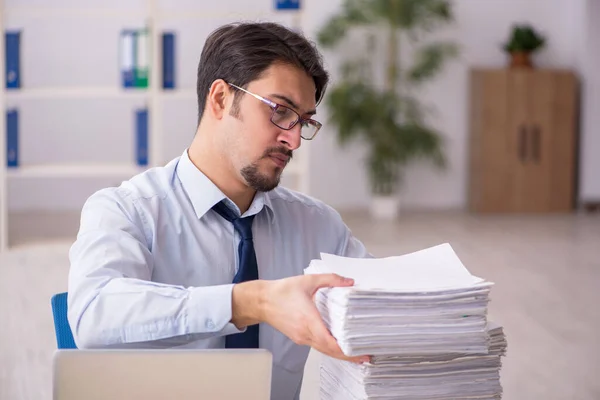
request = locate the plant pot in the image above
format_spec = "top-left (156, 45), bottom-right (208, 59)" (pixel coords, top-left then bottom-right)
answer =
top-left (370, 194), bottom-right (399, 220)
top-left (509, 51), bottom-right (533, 68)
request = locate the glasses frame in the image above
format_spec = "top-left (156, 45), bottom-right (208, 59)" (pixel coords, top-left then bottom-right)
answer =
top-left (227, 82), bottom-right (322, 140)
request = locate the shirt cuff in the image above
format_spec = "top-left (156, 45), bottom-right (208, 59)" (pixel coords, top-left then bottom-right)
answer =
top-left (186, 284), bottom-right (245, 336)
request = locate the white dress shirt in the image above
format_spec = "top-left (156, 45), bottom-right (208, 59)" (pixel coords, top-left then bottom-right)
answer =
top-left (67, 149), bottom-right (370, 399)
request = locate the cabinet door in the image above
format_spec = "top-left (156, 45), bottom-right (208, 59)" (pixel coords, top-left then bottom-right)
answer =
top-left (509, 70), bottom-right (537, 212)
top-left (509, 70), bottom-right (555, 212)
top-left (469, 70), bottom-right (515, 212)
top-left (548, 72), bottom-right (577, 211)
top-left (523, 71), bottom-right (577, 212)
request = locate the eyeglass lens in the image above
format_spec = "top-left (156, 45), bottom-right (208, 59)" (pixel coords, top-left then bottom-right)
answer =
top-left (271, 106), bottom-right (318, 139)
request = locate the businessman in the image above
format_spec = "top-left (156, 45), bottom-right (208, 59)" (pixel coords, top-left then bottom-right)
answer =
top-left (68, 21), bottom-right (371, 399)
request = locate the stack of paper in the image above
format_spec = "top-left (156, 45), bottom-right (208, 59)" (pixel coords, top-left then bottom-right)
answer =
top-left (305, 243), bottom-right (508, 400)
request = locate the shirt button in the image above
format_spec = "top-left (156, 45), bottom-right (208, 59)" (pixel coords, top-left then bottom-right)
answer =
top-left (206, 319), bottom-right (215, 330)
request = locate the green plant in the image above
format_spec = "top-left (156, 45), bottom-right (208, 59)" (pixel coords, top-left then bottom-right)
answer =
top-left (502, 24), bottom-right (546, 53)
top-left (317, 0), bottom-right (458, 196)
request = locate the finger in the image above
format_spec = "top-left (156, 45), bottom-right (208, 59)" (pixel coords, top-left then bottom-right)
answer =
top-left (308, 312), bottom-right (369, 364)
top-left (320, 336), bottom-right (370, 364)
top-left (321, 331), bottom-right (369, 364)
top-left (311, 273), bottom-right (355, 290)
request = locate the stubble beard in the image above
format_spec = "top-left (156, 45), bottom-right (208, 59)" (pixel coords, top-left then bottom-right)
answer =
top-left (241, 147), bottom-right (293, 192)
top-left (241, 163), bottom-right (282, 192)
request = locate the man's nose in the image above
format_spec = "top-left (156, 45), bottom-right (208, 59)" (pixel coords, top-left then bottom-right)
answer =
top-left (277, 124), bottom-right (302, 151)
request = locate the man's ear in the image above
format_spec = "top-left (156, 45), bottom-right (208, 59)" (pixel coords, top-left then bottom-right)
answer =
top-left (206, 79), bottom-right (231, 120)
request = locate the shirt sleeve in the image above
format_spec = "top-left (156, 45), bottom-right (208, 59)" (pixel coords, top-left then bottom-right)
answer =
top-left (341, 230), bottom-right (373, 258)
top-left (67, 187), bottom-right (244, 349)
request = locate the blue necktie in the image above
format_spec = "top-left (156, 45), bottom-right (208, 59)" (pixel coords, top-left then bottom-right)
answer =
top-left (212, 200), bottom-right (259, 349)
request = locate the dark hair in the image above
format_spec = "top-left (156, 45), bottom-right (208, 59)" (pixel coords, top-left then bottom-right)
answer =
top-left (196, 21), bottom-right (329, 123)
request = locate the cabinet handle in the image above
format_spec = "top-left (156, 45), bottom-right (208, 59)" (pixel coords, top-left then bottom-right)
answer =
top-left (518, 124), bottom-right (528, 162)
top-left (531, 124), bottom-right (541, 163)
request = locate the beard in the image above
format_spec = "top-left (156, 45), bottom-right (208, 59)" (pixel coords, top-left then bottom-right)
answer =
top-left (241, 146), bottom-right (293, 192)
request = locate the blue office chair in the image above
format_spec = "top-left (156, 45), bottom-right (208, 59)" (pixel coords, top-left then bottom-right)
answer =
top-left (50, 292), bottom-right (77, 349)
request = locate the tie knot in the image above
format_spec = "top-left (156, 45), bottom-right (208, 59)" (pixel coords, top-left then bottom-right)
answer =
top-left (233, 217), bottom-right (254, 240)
top-left (212, 201), bottom-right (255, 240)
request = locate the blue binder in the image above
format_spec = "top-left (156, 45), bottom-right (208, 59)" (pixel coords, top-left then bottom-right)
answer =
top-left (6, 109), bottom-right (18, 167)
top-left (120, 30), bottom-right (135, 88)
top-left (135, 109), bottom-right (148, 166)
top-left (275, 0), bottom-right (300, 10)
top-left (162, 32), bottom-right (175, 89)
top-left (5, 31), bottom-right (21, 89)
top-left (134, 29), bottom-right (149, 88)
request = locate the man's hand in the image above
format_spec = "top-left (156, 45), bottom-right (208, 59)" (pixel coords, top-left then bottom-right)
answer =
top-left (261, 273), bottom-right (370, 364)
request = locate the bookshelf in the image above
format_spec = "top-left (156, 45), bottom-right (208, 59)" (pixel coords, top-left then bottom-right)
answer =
top-left (0, 0), bottom-right (6, 252)
top-left (0, 0), bottom-right (309, 251)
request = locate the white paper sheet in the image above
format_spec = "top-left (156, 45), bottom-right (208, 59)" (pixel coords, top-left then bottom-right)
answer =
top-left (305, 243), bottom-right (485, 291)
top-left (307, 243), bottom-right (507, 399)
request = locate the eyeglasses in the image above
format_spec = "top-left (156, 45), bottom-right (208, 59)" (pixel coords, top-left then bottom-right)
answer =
top-left (227, 82), bottom-right (322, 140)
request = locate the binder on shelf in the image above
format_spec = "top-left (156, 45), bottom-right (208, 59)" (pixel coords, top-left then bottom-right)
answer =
top-left (6, 109), bottom-right (18, 167)
top-left (120, 30), bottom-right (135, 88)
top-left (135, 29), bottom-right (149, 88)
top-left (162, 32), bottom-right (176, 89)
top-left (5, 31), bottom-right (21, 89)
top-left (275, 0), bottom-right (301, 10)
top-left (135, 108), bottom-right (148, 166)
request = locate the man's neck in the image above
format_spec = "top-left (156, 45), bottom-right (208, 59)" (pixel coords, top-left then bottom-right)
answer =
top-left (187, 133), bottom-right (256, 214)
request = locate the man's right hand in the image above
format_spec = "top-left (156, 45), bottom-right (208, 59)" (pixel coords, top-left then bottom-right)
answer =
top-left (231, 273), bottom-right (370, 364)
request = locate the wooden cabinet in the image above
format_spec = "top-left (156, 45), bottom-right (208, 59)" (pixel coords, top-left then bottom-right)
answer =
top-left (468, 69), bottom-right (578, 213)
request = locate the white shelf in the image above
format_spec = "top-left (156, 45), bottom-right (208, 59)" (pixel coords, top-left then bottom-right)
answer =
top-left (5, 7), bottom-right (147, 18)
top-left (6, 163), bottom-right (147, 179)
top-left (159, 89), bottom-right (196, 100)
top-left (5, 87), bottom-right (150, 100)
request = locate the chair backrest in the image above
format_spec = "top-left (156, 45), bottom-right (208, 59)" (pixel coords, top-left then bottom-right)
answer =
top-left (51, 292), bottom-right (77, 349)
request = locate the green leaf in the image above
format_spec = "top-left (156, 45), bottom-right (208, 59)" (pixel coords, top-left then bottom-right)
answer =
top-left (370, 0), bottom-right (453, 29)
top-left (407, 41), bottom-right (459, 83)
top-left (502, 24), bottom-right (546, 53)
top-left (317, 0), bottom-right (375, 48)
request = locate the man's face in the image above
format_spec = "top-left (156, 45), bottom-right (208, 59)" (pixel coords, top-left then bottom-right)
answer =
top-left (221, 62), bottom-right (317, 192)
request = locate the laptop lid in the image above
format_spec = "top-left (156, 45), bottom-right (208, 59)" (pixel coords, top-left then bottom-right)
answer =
top-left (53, 349), bottom-right (272, 400)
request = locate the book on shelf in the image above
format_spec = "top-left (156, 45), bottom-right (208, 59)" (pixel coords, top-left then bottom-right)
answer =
top-left (135, 108), bottom-right (149, 166)
top-left (5, 31), bottom-right (21, 89)
top-left (120, 29), bottom-right (136, 88)
top-left (120, 28), bottom-right (153, 89)
top-left (134, 28), bottom-right (149, 88)
top-left (275, 0), bottom-right (301, 10)
top-left (6, 109), bottom-right (19, 168)
top-left (162, 32), bottom-right (176, 89)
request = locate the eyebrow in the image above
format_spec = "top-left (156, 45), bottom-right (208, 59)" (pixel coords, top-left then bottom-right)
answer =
top-left (270, 94), bottom-right (317, 116)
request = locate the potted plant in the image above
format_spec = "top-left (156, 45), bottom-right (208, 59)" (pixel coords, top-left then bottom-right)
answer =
top-left (317, 0), bottom-right (457, 219)
top-left (502, 24), bottom-right (546, 68)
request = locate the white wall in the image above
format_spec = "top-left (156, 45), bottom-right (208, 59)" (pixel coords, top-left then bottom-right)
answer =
top-left (4, 0), bottom-right (598, 212)
top-left (304, 0), bottom-right (596, 210)
top-left (579, 0), bottom-right (600, 202)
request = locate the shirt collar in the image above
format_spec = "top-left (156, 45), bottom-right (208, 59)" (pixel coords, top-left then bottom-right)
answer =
top-left (176, 149), bottom-right (275, 221)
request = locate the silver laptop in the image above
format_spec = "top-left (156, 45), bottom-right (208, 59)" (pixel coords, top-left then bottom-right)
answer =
top-left (53, 349), bottom-right (272, 400)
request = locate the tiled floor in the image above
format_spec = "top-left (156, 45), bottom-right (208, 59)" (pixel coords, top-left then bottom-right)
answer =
top-left (1, 210), bottom-right (599, 399)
